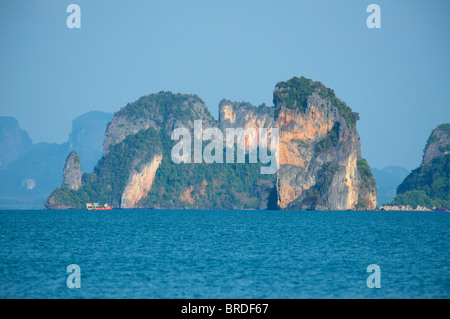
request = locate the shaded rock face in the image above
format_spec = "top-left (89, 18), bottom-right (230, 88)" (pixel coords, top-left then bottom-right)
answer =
top-left (272, 79), bottom-right (376, 210)
top-left (103, 115), bottom-right (159, 156)
top-left (218, 100), bottom-right (277, 153)
top-left (423, 124), bottom-right (450, 166)
top-left (121, 153), bottom-right (162, 208)
top-left (255, 180), bottom-right (276, 210)
top-left (219, 99), bottom-right (275, 138)
top-left (217, 100), bottom-right (277, 209)
top-left (62, 151), bottom-right (82, 191)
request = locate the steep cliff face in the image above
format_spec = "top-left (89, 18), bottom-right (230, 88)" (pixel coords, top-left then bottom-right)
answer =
top-left (121, 153), bottom-right (162, 208)
top-left (273, 77), bottom-right (376, 210)
top-left (62, 151), bottom-right (82, 191)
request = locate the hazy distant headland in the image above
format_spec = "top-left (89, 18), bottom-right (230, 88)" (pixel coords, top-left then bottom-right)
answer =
top-left (385, 124), bottom-right (450, 210)
top-left (0, 112), bottom-right (112, 209)
top-left (372, 166), bottom-right (410, 205)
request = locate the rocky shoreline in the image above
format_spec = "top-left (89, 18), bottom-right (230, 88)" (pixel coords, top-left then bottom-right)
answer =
top-left (377, 205), bottom-right (432, 211)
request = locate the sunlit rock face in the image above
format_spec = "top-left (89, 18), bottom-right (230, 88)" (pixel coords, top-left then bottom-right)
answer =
top-left (62, 151), bottom-right (82, 191)
top-left (272, 77), bottom-right (376, 210)
top-left (121, 153), bottom-right (162, 209)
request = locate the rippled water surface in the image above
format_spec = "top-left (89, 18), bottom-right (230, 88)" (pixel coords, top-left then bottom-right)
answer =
top-left (0, 209), bottom-right (448, 298)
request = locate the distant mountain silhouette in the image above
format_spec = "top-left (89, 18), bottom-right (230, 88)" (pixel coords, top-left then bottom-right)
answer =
top-left (0, 117), bottom-right (33, 170)
top-left (69, 111), bottom-right (114, 173)
top-left (0, 111), bottom-right (112, 209)
top-left (372, 166), bottom-right (410, 206)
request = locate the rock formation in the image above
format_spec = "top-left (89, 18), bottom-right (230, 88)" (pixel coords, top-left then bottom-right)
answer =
top-left (62, 151), bottom-right (82, 191)
top-left (46, 77), bottom-right (377, 210)
top-left (218, 99), bottom-right (275, 147)
top-left (272, 77), bottom-right (376, 210)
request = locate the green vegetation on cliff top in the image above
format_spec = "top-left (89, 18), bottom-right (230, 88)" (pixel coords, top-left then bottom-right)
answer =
top-left (273, 76), bottom-right (359, 127)
top-left (66, 151), bottom-right (80, 165)
top-left (116, 91), bottom-right (213, 125)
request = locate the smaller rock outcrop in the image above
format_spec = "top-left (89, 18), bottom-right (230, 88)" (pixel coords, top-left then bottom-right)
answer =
top-left (62, 151), bottom-right (82, 191)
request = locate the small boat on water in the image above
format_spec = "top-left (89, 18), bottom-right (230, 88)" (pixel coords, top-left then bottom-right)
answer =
top-left (85, 202), bottom-right (113, 210)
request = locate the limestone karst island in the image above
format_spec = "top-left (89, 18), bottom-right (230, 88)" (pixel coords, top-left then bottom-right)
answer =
top-left (44, 77), bottom-right (450, 211)
top-left (1, 77), bottom-right (448, 211)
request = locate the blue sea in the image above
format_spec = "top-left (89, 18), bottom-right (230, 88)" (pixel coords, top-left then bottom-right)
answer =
top-left (0, 209), bottom-right (448, 299)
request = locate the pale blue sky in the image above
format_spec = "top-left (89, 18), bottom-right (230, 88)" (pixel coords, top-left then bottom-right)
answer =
top-left (0, 0), bottom-right (449, 170)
